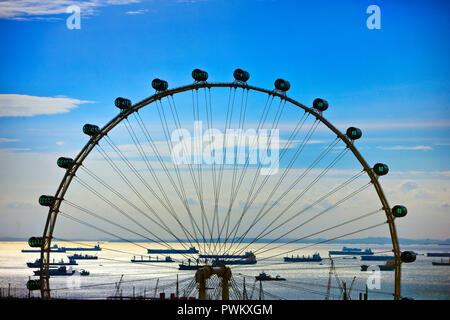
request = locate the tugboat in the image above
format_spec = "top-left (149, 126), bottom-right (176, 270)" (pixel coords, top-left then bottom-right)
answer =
top-left (361, 259), bottom-right (395, 271)
top-left (33, 266), bottom-right (75, 276)
top-left (67, 253), bottom-right (98, 260)
top-left (284, 253), bottom-right (322, 262)
top-left (255, 272), bottom-right (286, 281)
top-left (329, 247), bottom-right (373, 256)
top-left (148, 247), bottom-right (198, 254)
top-left (432, 258), bottom-right (450, 266)
top-left (131, 256), bottom-right (175, 263)
top-left (27, 258), bottom-right (78, 268)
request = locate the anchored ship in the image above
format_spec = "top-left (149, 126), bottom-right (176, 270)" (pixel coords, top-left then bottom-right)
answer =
top-left (432, 259), bottom-right (450, 266)
top-left (147, 247), bottom-right (198, 254)
top-left (27, 258), bottom-right (77, 268)
top-left (361, 255), bottom-right (394, 261)
top-left (21, 244), bottom-right (66, 253)
top-left (284, 253), bottom-right (322, 262)
top-left (255, 272), bottom-right (286, 281)
top-left (361, 259), bottom-right (395, 271)
top-left (427, 252), bottom-right (450, 257)
top-left (33, 266), bottom-right (75, 276)
top-left (131, 256), bottom-right (175, 263)
top-left (329, 246), bottom-right (373, 256)
top-left (67, 253), bottom-right (98, 260)
top-left (62, 243), bottom-right (102, 251)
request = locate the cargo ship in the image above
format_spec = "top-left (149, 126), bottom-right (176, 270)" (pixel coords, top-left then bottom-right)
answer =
top-left (21, 244), bottom-right (66, 253)
top-left (432, 259), bottom-right (450, 266)
top-left (147, 247), bottom-right (198, 254)
top-left (27, 258), bottom-right (78, 268)
top-left (33, 266), bottom-right (75, 276)
top-left (255, 272), bottom-right (286, 281)
top-left (361, 260), bottom-right (394, 271)
top-left (213, 252), bottom-right (257, 265)
top-left (62, 243), bottom-right (102, 251)
top-left (361, 255), bottom-right (394, 261)
top-left (131, 256), bottom-right (175, 263)
top-left (427, 252), bottom-right (450, 257)
top-left (284, 253), bottom-right (322, 262)
top-left (329, 246), bottom-right (373, 256)
top-left (178, 259), bottom-right (205, 270)
top-left (199, 252), bottom-right (254, 259)
top-left (67, 253), bottom-right (98, 260)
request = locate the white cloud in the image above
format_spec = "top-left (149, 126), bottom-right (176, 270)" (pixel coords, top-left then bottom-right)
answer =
top-left (0, 138), bottom-right (20, 143)
top-left (0, 94), bottom-right (93, 117)
top-left (56, 141), bottom-right (65, 146)
top-left (376, 145), bottom-right (433, 151)
top-left (0, 0), bottom-right (141, 20)
top-left (125, 8), bottom-right (148, 14)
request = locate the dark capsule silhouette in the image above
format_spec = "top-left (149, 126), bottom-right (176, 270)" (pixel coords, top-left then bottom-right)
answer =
top-left (83, 124), bottom-right (100, 137)
top-left (115, 97), bottom-right (132, 110)
top-left (392, 205), bottom-right (407, 218)
top-left (152, 78), bottom-right (168, 91)
top-left (346, 127), bottom-right (362, 140)
top-left (39, 195), bottom-right (55, 207)
top-left (57, 157), bottom-right (74, 169)
top-left (373, 163), bottom-right (389, 176)
top-left (401, 251), bottom-right (416, 263)
top-left (274, 79), bottom-right (290, 92)
top-left (233, 69), bottom-right (250, 82)
top-left (28, 236), bottom-right (43, 248)
top-left (27, 280), bottom-right (41, 291)
top-left (313, 98), bottom-right (328, 111)
top-left (192, 69), bottom-right (208, 82)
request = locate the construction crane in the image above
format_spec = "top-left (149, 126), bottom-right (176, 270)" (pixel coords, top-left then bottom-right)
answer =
top-left (153, 278), bottom-right (159, 298)
top-left (347, 276), bottom-right (356, 300)
top-left (113, 275), bottom-right (124, 298)
top-left (325, 256), bottom-right (343, 300)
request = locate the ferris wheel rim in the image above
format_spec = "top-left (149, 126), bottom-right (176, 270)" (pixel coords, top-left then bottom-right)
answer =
top-left (38, 80), bottom-right (401, 300)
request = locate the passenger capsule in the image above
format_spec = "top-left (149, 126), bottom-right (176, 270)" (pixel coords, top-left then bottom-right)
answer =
top-left (26, 279), bottom-right (41, 291)
top-left (39, 195), bottom-right (55, 207)
top-left (274, 79), bottom-right (290, 92)
top-left (392, 205), bottom-right (407, 218)
top-left (151, 78), bottom-right (168, 91)
top-left (28, 237), bottom-right (43, 248)
top-left (83, 124), bottom-right (100, 137)
top-left (192, 69), bottom-right (208, 82)
top-left (233, 69), bottom-right (250, 82)
top-left (401, 251), bottom-right (416, 263)
top-left (57, 157), bottom-right (74, 169)
top-left (346, 127), bottom-right (362, 140)
top-left (115, 97), bottom-right (132, 110)
top-left (373, 163), bottom-right (389, 176)
top-left (313, 98), bottom-right (328, 111)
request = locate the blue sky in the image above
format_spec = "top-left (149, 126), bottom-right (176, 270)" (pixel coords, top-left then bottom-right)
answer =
top-left (0, 0), bottom-right (448, 240)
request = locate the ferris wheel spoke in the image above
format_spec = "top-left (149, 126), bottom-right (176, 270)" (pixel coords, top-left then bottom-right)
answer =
top-left (230, 144), bottom-right (350, 256)
top-left (224, 117), bottom-right (320, 254)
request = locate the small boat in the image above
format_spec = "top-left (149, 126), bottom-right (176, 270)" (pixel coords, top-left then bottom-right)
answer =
top-left (67, 253), bottom-right (98, 260)
top-left (255, 272), bottom-right (286, 281)
top-left (148, 247), bottom-right (198, 254)
top-left (33, 266), bottom-right (75, 276)
top-left (27, 258), bottom-right (78, 268)
top-left (21, 244), bottom-right (66, 253)
top-left (361, 259), bottom-right (395, 271)
top-left (131, 256), bottom-right (174, 263)
top-left (284, 253), bottom-right (322, 262)
top-left (432, 259), bottom-right (450, 266)
top-left (80, 269), bottom-right (90, 276)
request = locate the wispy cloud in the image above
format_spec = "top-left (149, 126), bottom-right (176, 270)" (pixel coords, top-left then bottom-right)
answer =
top-left (0, 94), bottom-right (94, 117)
top-left (376, 145), bottom-right (433, 151)
top-left (125, 8), bottom-right (148, 14)
top-left (0, 138), bottom-right (20, 143)
top-left (0, 0), bottom-right (141, 20)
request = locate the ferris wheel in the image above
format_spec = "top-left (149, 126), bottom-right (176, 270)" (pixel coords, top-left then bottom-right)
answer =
top-left (27, 69), bottom-right (415, 300)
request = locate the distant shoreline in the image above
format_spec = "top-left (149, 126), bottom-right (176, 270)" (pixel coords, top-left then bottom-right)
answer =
top-left (1, 236), bottom-right (449, 246)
